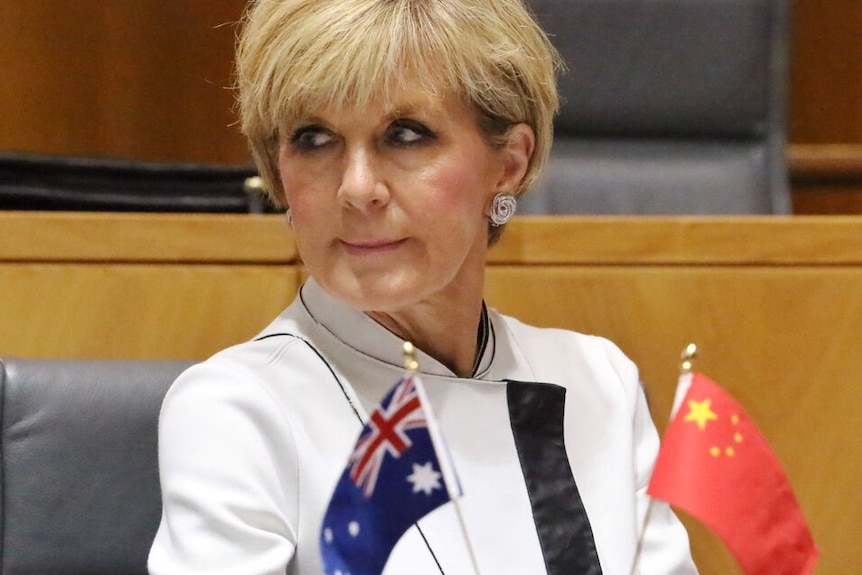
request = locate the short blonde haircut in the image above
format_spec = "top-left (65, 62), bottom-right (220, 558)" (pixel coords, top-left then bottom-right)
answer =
top-left (237, 0), bottom-right (560, 224)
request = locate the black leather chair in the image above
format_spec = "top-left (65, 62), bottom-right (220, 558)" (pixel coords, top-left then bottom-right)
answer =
top-left (0, 358), bottom-right (192, 574)
top-left (520, 0), bottom-right (792, 214)
top-left (0, 153), bottom-right (273, 213)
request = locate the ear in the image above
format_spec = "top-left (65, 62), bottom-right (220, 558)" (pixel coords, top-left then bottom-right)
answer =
top-left (495, 123), bottom-right (535, 195)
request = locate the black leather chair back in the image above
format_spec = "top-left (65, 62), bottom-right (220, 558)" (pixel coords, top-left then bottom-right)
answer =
top-left (521, 0), bottom-right (791, 214)
top-left (0, 153), bottom-right (272, 213)
top-left (0, 358), bottom-right (192, 574)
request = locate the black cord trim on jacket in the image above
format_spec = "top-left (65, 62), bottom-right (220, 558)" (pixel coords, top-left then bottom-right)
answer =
top-left (255, 332), bottom-right (361, 422)
top-left (506, 380), bottom-right (603, 575)
top-left (416, 524), bottom-right (446, 574)
top-left (253, 332), bottom-right (446, 574)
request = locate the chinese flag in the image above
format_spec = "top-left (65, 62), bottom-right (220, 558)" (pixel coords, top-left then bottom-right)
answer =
top-left (648, 373), bottom-right (818, 575)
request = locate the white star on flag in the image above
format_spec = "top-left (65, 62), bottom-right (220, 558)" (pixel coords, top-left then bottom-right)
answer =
top-left (319, 372), bottom-right (470, 575)
top-left (406, 461), bottom-right (443, 495)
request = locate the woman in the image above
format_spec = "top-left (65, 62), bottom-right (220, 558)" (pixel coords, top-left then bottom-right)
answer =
top-left (149, 0), bottom-right (698, 573)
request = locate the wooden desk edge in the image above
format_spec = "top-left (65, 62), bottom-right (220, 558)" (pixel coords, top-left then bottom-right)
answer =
top-left (2, 212), bottom-right (861, 265)
top-left (490, 215), bottom-right (862, 265)
top-left (0, 212), bottom-right (297, 263)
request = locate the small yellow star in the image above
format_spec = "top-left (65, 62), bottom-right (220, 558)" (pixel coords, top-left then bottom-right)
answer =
top-left (684, 398), bottom-right (718, 430)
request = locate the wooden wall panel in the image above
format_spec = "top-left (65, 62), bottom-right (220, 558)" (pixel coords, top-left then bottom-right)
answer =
top-left (789, 1), bottom-right (862, 212)
top-left (0, 0), bottom-right (249, 164)
top-left (793, 184), bottom-right (862, 214)
top-left (790, 0), bottom-right (862, 144)
top-left (0, 263), bottom-right (298, 360)
top-left (0, 212), bottom-right (298, 360)
top-left (790, 144), bottom-right (862, 214)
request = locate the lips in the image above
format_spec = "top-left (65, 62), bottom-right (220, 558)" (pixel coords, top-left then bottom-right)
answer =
top-left (339, 238), bottom-right (407, 255)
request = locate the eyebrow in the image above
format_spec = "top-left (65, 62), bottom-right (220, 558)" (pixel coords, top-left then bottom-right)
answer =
top-left (283, 94), bottom-right (450, 135)
top-left (385, 100), bottom-right (445, 122)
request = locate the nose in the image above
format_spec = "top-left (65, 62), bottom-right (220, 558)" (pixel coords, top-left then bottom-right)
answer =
top-left (337, 147), bottom-right (389, 212)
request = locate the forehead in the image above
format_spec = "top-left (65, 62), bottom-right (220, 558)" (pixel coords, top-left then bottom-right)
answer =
top-left (291, 80), bottom-right (474, 125)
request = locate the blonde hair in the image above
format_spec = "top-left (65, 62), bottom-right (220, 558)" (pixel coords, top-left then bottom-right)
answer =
top-left (237, 0), bottom-right (560, 223)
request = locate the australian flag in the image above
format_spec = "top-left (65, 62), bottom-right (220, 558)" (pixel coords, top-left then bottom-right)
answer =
top-left (320, 373), bottom-right (459, 575)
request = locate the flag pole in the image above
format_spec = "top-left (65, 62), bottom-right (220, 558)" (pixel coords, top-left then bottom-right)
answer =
top-left (403, 342), bottom-right (483, 575)
top-left (630, 342), bottom-right (699, 575)
top-left (672, 343), bottom-right (697, 419)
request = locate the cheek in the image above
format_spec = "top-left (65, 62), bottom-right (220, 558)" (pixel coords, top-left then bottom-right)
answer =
top-left (277, 153), bottom-right (299, 203)
top-left (416, 157), bottom-right (492, 217)
top-left (278, 156), bottom-right (306, 200)
top-left (278, 160), bottom-right (330, 214)
top-left (280, 176), bottom-right (306, 212)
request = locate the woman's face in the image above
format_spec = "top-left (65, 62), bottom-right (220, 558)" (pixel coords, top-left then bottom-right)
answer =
top-left (277, 85), bottom-right (527, 314)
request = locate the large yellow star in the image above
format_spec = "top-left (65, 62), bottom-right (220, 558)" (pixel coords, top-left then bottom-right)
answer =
top-left (684, 398), bottom-right (718, 430)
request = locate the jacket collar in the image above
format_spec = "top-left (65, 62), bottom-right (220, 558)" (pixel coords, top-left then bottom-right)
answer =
top-left (297, 278), bottom-right (495, 379)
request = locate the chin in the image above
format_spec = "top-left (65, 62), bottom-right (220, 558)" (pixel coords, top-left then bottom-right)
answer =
top-left (320, 272), bottom-right (430, 313)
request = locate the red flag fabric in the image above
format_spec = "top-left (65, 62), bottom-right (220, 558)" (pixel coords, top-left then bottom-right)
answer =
top-left (648, 372), bottom-right (818, 575)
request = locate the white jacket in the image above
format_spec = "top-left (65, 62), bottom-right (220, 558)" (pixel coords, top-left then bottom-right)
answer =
top-left (149, 279), bottom-right (697, 574)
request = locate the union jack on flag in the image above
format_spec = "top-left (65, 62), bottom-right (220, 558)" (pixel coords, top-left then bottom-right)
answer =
top-left (348, 375), bottom-right (427, 497)
top-left (319, 371), bottom-right (460, 575)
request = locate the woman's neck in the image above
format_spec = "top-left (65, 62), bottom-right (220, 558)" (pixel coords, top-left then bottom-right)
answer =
top-left (366, 289), bottom-right (485, 378)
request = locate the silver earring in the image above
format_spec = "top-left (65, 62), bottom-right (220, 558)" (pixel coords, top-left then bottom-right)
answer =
top-left (284, 208), bottom-right (293, 226)
top-left (488, 193), bottom-right (516, 226)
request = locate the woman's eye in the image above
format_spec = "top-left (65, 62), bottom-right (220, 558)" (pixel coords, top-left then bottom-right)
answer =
top-left (289, 127), bottom-right (334, 151)
top-left (387, 120), bottom-right (435, 146)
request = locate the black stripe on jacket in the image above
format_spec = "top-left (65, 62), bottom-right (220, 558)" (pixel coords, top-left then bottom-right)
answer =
top-left (507, 380), bottom-right (603, 575)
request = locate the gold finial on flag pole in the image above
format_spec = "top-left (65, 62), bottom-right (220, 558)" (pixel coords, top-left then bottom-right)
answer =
top-left (401, 340), bottom-right (481, 575)
top-left (680, 343), bottom-right (697, 374)
top-left (632, 341), bottom-right (700, 574)
top-left (402, 341), bottom-right (419, 373)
